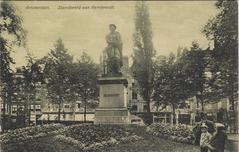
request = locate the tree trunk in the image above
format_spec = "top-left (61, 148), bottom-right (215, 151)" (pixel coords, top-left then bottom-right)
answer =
top-left (201, 100), bottom-right (204, 111)
top-left (23, 100), bottom-right (28, 127)
top-left (5, 89), bottom-right (12, 129)
top-left (197, 93), bottom-right (204, 111)
top-left (73, 102), bottom-right (76, 121)
top-left (33, 91), bottom-right (36, 126)
top-left (229, 95), bottom-right (237, 133)
top-left (172, 104), bottom-right (176, 124)
top-left (228, 75), bottom-right (237, 133)
top-left (27, 94), bottom-right (31, 125)
top-left (146, 98), bottom-right (151, 113)
top-left (58, 101), bottom-right (61, 122)
top-left (7, 94), bottom-right (12, 118)
top-left (145, 97), bottom-right (153, 124)
top-left (2, 91), bottom-right (6, 132)
top-left (84, 99), bottom-right (87, 122)
top-left (196, 97), bottom-right (199, 109)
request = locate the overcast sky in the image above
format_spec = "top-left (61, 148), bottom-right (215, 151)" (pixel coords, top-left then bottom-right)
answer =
top-left (12, 1), bottom-right (218, 66)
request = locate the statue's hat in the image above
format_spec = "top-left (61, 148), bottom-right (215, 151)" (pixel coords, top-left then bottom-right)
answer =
top-left (109, 24), bottom-right (117, 29)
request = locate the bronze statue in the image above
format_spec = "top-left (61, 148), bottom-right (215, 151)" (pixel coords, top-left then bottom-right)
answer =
top-left (103, 24), bottom-right (123, 76)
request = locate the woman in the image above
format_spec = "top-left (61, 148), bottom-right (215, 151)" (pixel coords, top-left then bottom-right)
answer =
top-left (207, 123), bottom-right (227, 152)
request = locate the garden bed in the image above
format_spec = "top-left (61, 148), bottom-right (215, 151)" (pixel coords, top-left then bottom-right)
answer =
top-left (0, 124), bottom-right (65, 144)
top-left (0, 124), bottom-right (143, 152)
top-left (55, 124), bottom-right (143, 151)
top-left (146, 123), bottom-right (195, 144)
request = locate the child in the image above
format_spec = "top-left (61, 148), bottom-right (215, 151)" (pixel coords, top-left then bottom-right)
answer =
top-left (200, 123), bottom-right (212, 152)
top-left (207, 123), bottom-right (227, 152)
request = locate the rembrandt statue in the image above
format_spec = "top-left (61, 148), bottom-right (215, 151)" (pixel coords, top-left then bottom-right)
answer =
top-left (95, 24), bottom-right (129, 125)
top-left (103, 24), bottom-right (123, 76)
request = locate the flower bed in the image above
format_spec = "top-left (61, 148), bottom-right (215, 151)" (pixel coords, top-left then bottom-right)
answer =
top-left (146, 123), bottom-right (194, 144)
top-left (0, 124), bottom-right (143, 152)
top-left (0, 124), bottom-right (65, 144)
top-left (57, 124), bottom-right (143, 151)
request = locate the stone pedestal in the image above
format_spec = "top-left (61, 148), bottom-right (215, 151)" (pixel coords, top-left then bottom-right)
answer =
top-left (94, 76), bottom-right (130, 124)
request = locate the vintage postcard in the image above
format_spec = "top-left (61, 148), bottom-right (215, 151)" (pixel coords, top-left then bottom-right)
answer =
top-left (0, 1), bottom-right (238, 152)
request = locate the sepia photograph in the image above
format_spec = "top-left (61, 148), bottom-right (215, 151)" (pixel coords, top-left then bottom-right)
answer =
top-left (0, 0), bottom-right (238, 152)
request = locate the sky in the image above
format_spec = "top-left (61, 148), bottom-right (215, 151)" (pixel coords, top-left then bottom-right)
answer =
top-left (11, 1), bottom-right (218, 66)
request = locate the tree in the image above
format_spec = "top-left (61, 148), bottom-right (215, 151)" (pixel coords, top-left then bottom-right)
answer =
top-left (0, 1), bottom-right (26, 131)
top-left (10, 54), bottom-right (44, 127)
top-left (12, 68), bottom-right (27, 128)
top-left (21, 53), bottom-right (44, 125)
top-left (181, 42), bottom-right (213, 111)
top-left (131, 1), bottom-right (155, 124)
top-left (153, 51), bottom-right (191, 124)
top-left (0, 2), bottom-right (26, 81)
top-left (42, 38), bottom-right (73, 122)
top-left (203, 0), bottom-right (238, 132)
top-left (69, 52), bottom-right (98, 122)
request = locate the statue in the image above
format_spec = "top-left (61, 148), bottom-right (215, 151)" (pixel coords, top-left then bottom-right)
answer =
top-left (103, 24), bottom-right (123, 76)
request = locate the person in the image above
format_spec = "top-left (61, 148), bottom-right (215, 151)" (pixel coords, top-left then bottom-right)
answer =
top-left (193, 112), bottom-right (215, 145)
top-left (201, 113), bottom-right (215, 134)
top-left (200, 123), bottom-right (212, 152)
top-left (207, 123), bottom-right (227, 152)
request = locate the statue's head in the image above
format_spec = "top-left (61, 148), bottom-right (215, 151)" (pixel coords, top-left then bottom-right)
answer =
top-left (109, 24), bottom-right (116, 32)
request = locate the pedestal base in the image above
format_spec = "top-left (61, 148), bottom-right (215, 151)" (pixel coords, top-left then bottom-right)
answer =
top-left (94, 76), bottom-right (130, 124)
top-left (94, 108), bottom-right (130, 124)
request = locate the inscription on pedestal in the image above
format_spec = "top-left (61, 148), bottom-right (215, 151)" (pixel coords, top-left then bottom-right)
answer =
top-left (104, 94), bottom-right (120, 97)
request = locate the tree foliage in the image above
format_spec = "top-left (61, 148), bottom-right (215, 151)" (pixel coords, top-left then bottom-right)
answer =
top-left (69, 52), bottom-right (98, 101)
top-left (40, 39), bottom-right (99, 122)
top-left (42, 38), bottom-right (73, 121)
top-left (153, 50), bottom-right (192, 123)
top-left (10, 54), bottom-right (44, 126)
top-left (203, 0), bottom-right (238, 98)
top-left (0, 1), bottom-right (26, 131)
top-left (203, 0), bottom-right (238, 132)
top-left (68, 52), bottom-right (99, 121)
top-left (0, 2), bottom-right (26, 82)
top-left (131, 2), bottom-right (155, 121)
top-left (180, 42), bottom-right (214, 111)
